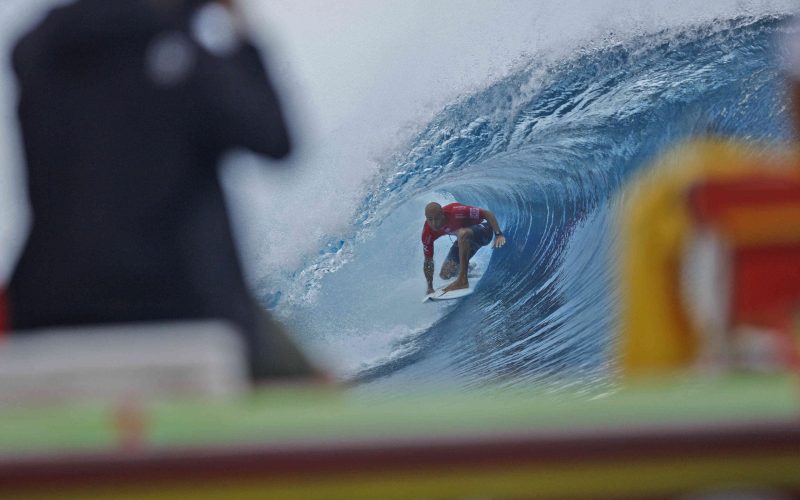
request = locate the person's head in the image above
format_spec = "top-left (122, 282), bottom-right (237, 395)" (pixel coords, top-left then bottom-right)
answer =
top-left (425, 202), bottom-right (444, 230)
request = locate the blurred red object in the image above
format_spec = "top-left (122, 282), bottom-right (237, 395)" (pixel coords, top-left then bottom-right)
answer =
top-left (688, 174), bottom-right (800, 327)
top-left (687, 174), bottom-right (800, 370)
top-left (734, 246), bottom-right (800, 327)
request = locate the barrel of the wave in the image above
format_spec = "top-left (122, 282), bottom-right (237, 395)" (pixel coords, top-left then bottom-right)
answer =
top-left (616, 138), bottom-right (800, 377)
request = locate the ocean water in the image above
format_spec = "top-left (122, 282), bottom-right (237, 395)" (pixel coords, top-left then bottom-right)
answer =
top-left (264, 14), bottom-right (797, 392)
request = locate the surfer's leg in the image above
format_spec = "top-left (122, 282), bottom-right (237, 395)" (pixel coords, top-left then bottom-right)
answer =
top-left (456, 229), bottom-right (473, 280)
top-left (440, 260), bottom-right (457, 279)
top-left (461, 223), bottom-right (493, 269)
top-left (444, 223), bottom-right (493, 292)
top-left (444, 228), bottom-right (473, 292)
top-left (440, 242), bottom-right (460, 279)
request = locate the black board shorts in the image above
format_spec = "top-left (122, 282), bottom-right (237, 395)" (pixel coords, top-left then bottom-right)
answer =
top-left (444, 222), bottom-right (493, 264)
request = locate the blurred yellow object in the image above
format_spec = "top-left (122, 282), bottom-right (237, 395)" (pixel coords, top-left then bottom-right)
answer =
top-left (618, 139), bottom-right (797, 376)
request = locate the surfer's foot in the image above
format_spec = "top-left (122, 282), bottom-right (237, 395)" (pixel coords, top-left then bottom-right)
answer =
top-left (444, 278), bottom-right (469, 293)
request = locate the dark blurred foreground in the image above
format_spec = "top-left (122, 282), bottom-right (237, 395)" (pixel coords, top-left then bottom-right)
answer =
top-left (3, 0), bottom-right (317, 380)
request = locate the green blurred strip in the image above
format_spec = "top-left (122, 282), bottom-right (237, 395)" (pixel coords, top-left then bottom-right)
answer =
top-left (0, 373), bottom-right (796, 455)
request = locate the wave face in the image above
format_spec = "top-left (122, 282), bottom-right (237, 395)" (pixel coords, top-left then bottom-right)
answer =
top-left (269, 15), bottom-right (794, 391)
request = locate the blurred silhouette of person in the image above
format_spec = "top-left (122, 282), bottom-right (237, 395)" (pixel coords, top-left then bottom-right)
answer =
top-left (8, 0), bottom-right (316, 379)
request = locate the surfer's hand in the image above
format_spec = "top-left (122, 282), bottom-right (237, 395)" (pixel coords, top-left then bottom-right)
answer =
top-left (494, 234), bottom-right (506, 248)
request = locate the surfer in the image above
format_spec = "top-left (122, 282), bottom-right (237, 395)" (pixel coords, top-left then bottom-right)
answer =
top-left (423, 202), bottom-right (506, 295)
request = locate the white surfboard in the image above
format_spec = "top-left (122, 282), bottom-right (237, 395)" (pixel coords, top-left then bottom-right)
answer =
top-left (423, 286), bottom-right (474, 301)
top-left (422, 265), bottom-right (483, 302)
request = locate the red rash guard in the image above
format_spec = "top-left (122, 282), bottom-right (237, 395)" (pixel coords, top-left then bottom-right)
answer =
top-left (422, 203), bottom-right (485, 258)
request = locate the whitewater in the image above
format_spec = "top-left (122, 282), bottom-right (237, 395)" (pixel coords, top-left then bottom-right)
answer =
top-left (0, 1), bottom-right (797, 392)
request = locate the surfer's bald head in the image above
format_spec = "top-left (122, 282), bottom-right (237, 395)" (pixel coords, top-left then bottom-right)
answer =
top-left (425, 202), bottom-right (444, 230)
top-left (425, 202), bottom-right (442, 217)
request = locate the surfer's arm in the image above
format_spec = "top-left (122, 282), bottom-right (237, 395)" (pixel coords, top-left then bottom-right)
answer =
top-left (424, 258), bottom-right (435, 294)
top-left (481, 209), bottom-right (507, 248)
top-left (422, 228), bottom-right (436, 293)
